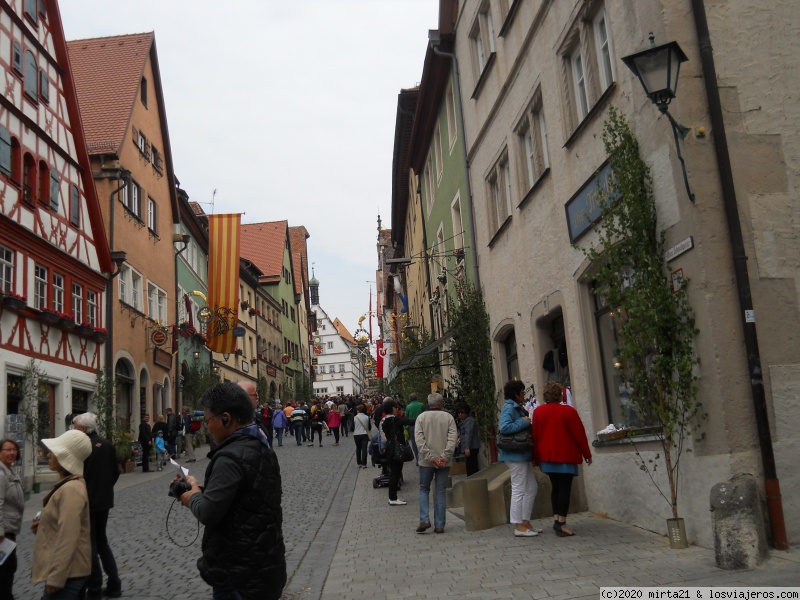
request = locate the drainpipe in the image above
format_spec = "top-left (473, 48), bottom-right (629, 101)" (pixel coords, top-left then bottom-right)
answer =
top-left (103, 166), bottom-right (130, 401)
top-left (431, 36), bottom-right (481, 293)
top-left (690, 0), bottom-right (787, 550)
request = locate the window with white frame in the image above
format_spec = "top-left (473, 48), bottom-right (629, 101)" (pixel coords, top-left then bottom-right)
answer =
top-left (424, 160), bottom-right (435, 215)
top-left (486, 152), bottom-right (512, 235)
top-left (561, 4), bottom-right (617, 131)
top-left (147, 282), bottom-right (167, 323)
top-left (147, 197), bottom-right (157, 233)
top-left (53, 273), bottom-right (64, 312)
top-left (571, 48), bottom-right (589, 121)
top-left (434, 124), bottom-right (443, 180)
top-left (0, 245), bottom-right (13, 293)
top-left (327, 341), bottom-right (334, 350)
top-left (336, 386), bottom-right (344, 393)
top-left (123, 180), bottom-right (142, 218)
top-left (451, 193), bottom-right (464, 252)
top-left (35, 264), bottom-right (47, 309)
top-left (446, 83), bottom-right (457, 148)
top-left (72, 283), bottom-right (83, 324)
top-left (87, 290), bottom-right (97, 326)
top-left (470, 4), bottom-right (496, 75)
top-left (515, 94), bottom-right (549, 193)
top-left (338, 364), bottom-right (345, 373)
top-left (435, 225), bottom-right (445, 278)
top-left (594, 9), bottom-right (616, 92)
top-left (118, 265), bottom-right (143, 311)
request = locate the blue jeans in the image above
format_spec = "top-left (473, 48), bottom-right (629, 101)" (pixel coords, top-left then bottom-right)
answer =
top-left (293, 422), bottom-right (304, 445)
top-left (42, 576), bottom-right (87, 599)
top-left (275, 427), bottom-right (284, 446)
top-left (419, 466), bottom-right (450, 529)
top-left (212, 589), bottom-right (245, 600)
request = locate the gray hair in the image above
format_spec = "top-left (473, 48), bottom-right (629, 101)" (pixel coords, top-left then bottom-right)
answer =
top-left (72, 412), bottom-right (98, 434)
top-left (427, 393), bottom-right (444, 408)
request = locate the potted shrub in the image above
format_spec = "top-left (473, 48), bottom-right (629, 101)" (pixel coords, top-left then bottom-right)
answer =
top-left (76, 322), bottom-right (94, 337)
top-left (581, 108), bottom-right (704, 548)
top-left (91, 326), bottom-right (108, 343)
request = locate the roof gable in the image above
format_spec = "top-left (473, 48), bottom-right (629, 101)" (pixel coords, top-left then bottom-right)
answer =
top-left (67, 32), bottom-right (152, 155)
top-left (241, 221), bottom-right (289, 280)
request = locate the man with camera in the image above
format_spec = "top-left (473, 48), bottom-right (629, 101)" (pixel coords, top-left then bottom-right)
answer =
top-left (179, 382), bottom-right (286, 599)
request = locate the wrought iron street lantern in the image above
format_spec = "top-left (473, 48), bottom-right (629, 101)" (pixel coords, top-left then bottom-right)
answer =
top-left (622, 33), bottom-right (695, 202)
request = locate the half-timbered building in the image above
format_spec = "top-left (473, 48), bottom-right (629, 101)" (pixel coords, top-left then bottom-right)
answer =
top-left (0, 0), bottom-right (113, 484)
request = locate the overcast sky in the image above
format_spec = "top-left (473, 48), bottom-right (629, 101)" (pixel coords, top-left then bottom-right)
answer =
top-left (59, 0), bottom-right (438, 337)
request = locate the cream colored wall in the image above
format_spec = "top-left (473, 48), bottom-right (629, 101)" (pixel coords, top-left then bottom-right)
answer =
top-left (453, 0), bottom-right (797, 547)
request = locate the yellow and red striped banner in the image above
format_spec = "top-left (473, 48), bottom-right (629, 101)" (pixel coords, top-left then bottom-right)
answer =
top-left (207, 214), bottom-right (241, 354)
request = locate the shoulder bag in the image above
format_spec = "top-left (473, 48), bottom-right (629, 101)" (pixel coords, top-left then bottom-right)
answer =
top-left (496, 405), bottom-right (532, 452)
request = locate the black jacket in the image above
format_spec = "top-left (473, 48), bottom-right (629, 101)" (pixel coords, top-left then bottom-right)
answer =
top-left (138, 420), bottom-right (152, 446)
top-left (83, 431), bottom-right (119, 512)
top-left (190, 426), bottom-right (286, 599)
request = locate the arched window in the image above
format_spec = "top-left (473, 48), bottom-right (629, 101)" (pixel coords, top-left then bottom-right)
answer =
top-left (23, 153), bottom-right (35, 203)
top-left (38, 160), bottom-right (49, 206)
top-left (10, 138), bottom-right (21, 181)
top-left (24, 50), bottom-right (37, 100)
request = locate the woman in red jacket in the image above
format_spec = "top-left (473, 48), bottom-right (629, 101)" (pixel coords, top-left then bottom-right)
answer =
top-left (532, 381), bottom-right (592, 537)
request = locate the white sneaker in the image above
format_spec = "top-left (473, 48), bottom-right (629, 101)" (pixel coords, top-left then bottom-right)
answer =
top-left (514, 528), bottom-right (538, 537)
top-left (388, 499), bottom-right (407, 506)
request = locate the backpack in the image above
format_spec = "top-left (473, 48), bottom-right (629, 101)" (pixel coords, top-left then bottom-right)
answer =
top-left (189, 421), bottom-right (201, 432)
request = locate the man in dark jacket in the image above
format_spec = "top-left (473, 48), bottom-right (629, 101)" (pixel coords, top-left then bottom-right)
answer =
top-left (73, 412), bottom-right (122, 599)
top-left (180, 382), bottom-right (286, 599)
top-left (165, 407), bottom-right (178, 459)
top-left (138, 413), bottom-right (153, 472)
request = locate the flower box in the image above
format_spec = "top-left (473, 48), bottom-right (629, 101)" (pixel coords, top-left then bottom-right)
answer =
top-left (76, 323), bottom-right (94, 337)
top-left (92, 327), bottom-right (108, 343)
top-left (39, 309), bottom-right (61, 324)
top-left (59, 317), bottom-right (76, 331)
top-left (3, 293), bottom-right (27, 311)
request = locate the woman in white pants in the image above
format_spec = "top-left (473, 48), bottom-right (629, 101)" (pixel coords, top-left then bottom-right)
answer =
top-left (499, 380), bottom-right (539, 537)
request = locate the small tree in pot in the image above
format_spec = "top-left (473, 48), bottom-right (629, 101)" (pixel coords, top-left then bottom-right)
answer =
top-left (582, 107), bottom-right (705, 545)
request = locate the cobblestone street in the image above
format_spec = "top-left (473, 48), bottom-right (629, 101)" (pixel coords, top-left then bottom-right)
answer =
top-left (14, 439), bottom-right (359, 600)
top-left (11, 439), bottom-right (800, 599)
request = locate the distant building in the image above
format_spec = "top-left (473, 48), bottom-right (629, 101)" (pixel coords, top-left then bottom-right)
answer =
top-left (310, 275), bottom-right (364, 396)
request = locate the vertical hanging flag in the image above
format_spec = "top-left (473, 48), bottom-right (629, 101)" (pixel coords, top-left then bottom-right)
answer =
top-left (207, 214), bottom-right (241, 354)
top-left (368, 288), bottom-right (373, 343)
top-left (376, 340), bottom-right (384, 378)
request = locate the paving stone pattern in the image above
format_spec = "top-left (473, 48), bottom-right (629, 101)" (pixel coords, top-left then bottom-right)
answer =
top-left (12, 438), bottom-right (799, 600)
top-left (14, 437), bottom-right (359, 600)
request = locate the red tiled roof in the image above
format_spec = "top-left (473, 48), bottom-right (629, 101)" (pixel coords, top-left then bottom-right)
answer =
top-left (67, 33), bottom-right (153, 155)
top-left (189, 201), bottom-right (205, 216)
top-left (240, 221), bottom-right (288, 281)
top-left (333, 318), bottom-right (355, 345)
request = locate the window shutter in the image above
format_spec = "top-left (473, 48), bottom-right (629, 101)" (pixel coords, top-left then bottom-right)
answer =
top-left (132, 126), bottom-right (139, 149)
top-left (70, 185), bottom-right (80, 227)
top-left (49, 170), bottom-right (59, 210)
top-left (144, 139), bottom-right (151, 160)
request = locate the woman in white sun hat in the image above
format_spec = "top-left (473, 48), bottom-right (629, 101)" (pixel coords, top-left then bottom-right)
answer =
top-left (30, 429), bottom-right (92, 600)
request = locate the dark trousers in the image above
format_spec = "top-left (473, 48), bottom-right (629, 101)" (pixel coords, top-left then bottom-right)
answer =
top-left (354, 434), bottom-right (368, 466)
top-left (141, 445), bottom-right (150, 471)
top-left (388, 459), bottom-right (404, 501)
top-left (264, 424), bottom-right (274, 447)
top-left (293, 422), bottom-right (304, 445)
top-left (310, 424), bottom-right (323, 444)
top-left (331, 427), bottom-right (340, 444)
top-left (87, 510), bottom-right (120, 594)
top-left (465, 450), bottom-right (480, 476)
top-left (547, 472), bottom-right (575, 518)
top-left (340, 418), bottom-right (348, 437)
top-left (0, 532), bottom-right (16, 599)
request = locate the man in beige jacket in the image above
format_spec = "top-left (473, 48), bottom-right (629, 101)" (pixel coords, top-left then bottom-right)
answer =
top-left (414, 393), bottom-right (457, 534)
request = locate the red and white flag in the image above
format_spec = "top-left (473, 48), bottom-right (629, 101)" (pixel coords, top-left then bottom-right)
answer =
top-left (376, 340), bottom-right (392, 378)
